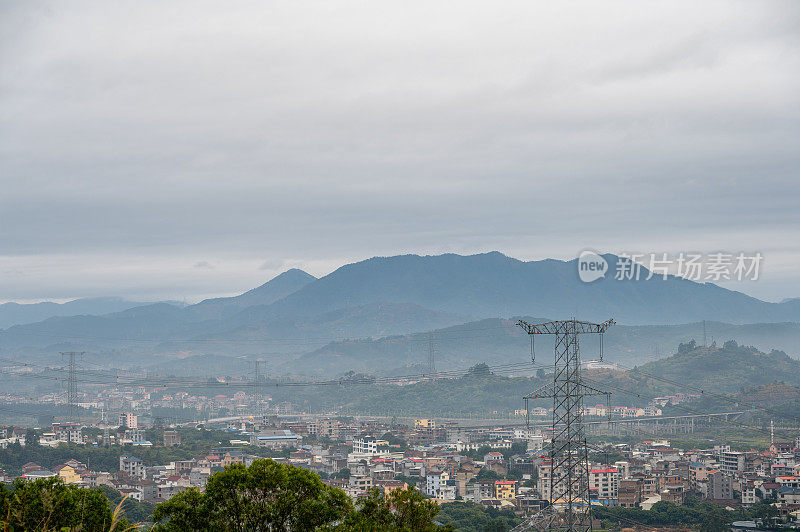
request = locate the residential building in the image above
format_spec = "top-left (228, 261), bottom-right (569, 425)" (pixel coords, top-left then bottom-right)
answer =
top-left (495, 480), bottom-right (517, 500)
top-left (589, 468), bottom-right (619, 505)
top-left (119, 456), bottom-right (146, 478)
top-left (119, 413), bottom-right (138, 429)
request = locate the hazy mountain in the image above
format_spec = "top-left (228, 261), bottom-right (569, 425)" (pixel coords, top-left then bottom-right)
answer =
top-left (0, 297), bottom-right (183, 329)
top-left (187, 269), bottom-right (316, 319)
top-left (194, 302), bottom-right (469, 344)
top-left (294, 318), bottom-right (800, 376)
top-left (243, 252), bottom-right (800, 325)
top-left (3, 253), bottom-right (800, 359)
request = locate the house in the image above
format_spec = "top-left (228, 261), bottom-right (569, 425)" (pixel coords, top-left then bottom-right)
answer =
top-left (619, 478), bottom-right (643, 508)
top-left (54, 464), bottom-right (81, 484)
top-left (769, 442), bottom-right (794, 454)
top-left (349, 475), bottom-right (373, 492)
top-left (494, 480), bottom-right (517, 500)
top-left (119, 456), bottom-right (146, 478)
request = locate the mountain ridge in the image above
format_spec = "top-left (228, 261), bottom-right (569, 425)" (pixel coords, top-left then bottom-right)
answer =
top-left (2, 252), bottom-right (800, 361)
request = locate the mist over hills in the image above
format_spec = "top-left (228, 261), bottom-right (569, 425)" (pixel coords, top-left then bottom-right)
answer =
top-left (292, 318), bottom-right (800, 377)
top-left (2, 252), bottom-right (800, 375)
top-left (0, 297), bottom-right (184, 329)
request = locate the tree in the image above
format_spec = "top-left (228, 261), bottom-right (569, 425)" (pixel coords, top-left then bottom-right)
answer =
top-left (0, 477), bottom-right (127, 531)
top-left (152, 459), bottom-right (351, 531)
top-left (25, 428), bottom-right (39, 448)
top-left (340, 487), bottom-right (452, 531)
top-left (331, 467), bottom-right (351, 479)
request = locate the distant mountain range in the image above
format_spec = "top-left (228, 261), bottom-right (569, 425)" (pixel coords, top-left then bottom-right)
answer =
top-left (0, 297), bottom-right (184, 329)
top-left (2, 252), bottom-right (800, 374)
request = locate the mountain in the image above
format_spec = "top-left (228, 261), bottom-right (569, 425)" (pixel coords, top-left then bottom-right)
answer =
top-left (0, 297), bottom-right (183, 329)
top-left (294, 318), bottom-right (800, 376)
top-left (187, 269), bottom-right (316, 319)
top-left (3, 253), bottom-right (800, 365)
top-left (235, 252), bottom-right (800, 325)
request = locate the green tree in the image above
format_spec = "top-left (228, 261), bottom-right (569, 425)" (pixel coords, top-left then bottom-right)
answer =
top-left (0, 477), bottom-right (128, 531)
top-left (340, 486), bottom-right (451, 531)
top-left (152, 459), bottom-right (351, 531)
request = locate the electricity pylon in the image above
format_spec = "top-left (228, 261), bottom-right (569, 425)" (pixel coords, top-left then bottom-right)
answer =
top-left (61, 351), bottom-right (84, 421)
top-left (515, 319), bottom-right (614, 532)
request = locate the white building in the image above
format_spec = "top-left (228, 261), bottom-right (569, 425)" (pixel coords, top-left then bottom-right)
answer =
top-left (589, 468), bottom-right (619, 505)
top-left (352, 437), bottom-right (389, 455)
top-left (426, 470), bottom-right (450, 498)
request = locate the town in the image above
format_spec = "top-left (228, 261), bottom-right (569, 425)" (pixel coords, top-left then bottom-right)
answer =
top-left (2, 389), bottom-right (799, 528)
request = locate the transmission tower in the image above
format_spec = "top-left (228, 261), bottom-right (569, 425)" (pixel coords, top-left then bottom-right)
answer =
top-left (515, 319), bottom-right (614, 532)
top-left (61, 351), bottom-right (83, 421)
top-left (428, 332), bottom-right (436, 380)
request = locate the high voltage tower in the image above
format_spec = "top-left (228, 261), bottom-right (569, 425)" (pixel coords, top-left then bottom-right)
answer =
top-left (515, 319), bottom-right (614, 532)
top-left (61, 351), bottom-right (84, 421)
top-left (428, 332), bottom-right (436, 380)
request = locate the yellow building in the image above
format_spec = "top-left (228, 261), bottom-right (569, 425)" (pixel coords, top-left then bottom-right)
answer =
top-left (414, 419), bottom-right (435, 429)
top-left (56, 464), bottom-right (81, 484)
top-left (495, 480), bottom-right (517, 499)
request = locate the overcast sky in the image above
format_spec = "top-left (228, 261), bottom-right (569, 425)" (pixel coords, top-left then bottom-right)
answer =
top-left (1, 1), bottom-right (799, 303)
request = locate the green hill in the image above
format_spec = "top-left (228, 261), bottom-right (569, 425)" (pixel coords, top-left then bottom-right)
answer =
top-left (629, 340), bottom-right (800, 396)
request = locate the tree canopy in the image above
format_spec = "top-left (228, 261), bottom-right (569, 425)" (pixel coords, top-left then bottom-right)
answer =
top-left (0, 477), bottom-right (128, 531)
top-left (152, 459), bottom-right (450, 531)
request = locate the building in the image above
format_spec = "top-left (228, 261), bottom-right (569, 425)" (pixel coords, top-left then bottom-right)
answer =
top-left (250, 429), bottom-right (301, 449)
top-left (707, 470), bottom-right (733, 500)
top-left (353, 436), bottom-right (389, 455)
top-left (54, 464), bottom-right (81, 484)
top-left (119, 456), bottom-right (146, 478)
top-left (721, 451), bottom-right (746, 476)
top-left (119, 413), bottom-right (138, 429)
top-left (426, 470), bottom-right (450, 498)
top-left (349, 475), bottom-right (373, 492)
top-left (619, 478), bottom-right (643, 508)
top-left (589, 468), bottom-right (619, 505)
top-left (415, 419), bottom-right (435, 429)
top-left (52, 423), bottom-right (82, 444)
top-left (614, 461), bottom-right (630, 480)
top-left (689, 462), bottom-right (714, 491)
top-left (495, 480), bottom-right (517, 500)
top-left (163, 430), bottom-right (181, 447)
top-left (311, 418), bottom-right (340, 440)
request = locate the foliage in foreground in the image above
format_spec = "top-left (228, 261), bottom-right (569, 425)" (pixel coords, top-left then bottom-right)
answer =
top-left (152, 459), bottom-right (451, 531)
top-left (591, 499), bottom-right (781, 530)
top-left (436, 501), bottom-right (522, 531)
top-left (0, 476), bottom-right (131, 531)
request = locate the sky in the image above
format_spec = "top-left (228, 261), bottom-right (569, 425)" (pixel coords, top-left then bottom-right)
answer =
top-left (1, 1), bottom-right (799, 303)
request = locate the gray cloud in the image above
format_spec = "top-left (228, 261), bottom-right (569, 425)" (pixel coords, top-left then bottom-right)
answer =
top-left (1, 0), bottom-right (799, 302)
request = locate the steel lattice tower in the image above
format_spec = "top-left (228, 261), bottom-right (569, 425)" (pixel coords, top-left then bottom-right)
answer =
top-left (61, 351), bottom-right (83, 421)
top-left (515, 319), bottom-right (614, 532)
